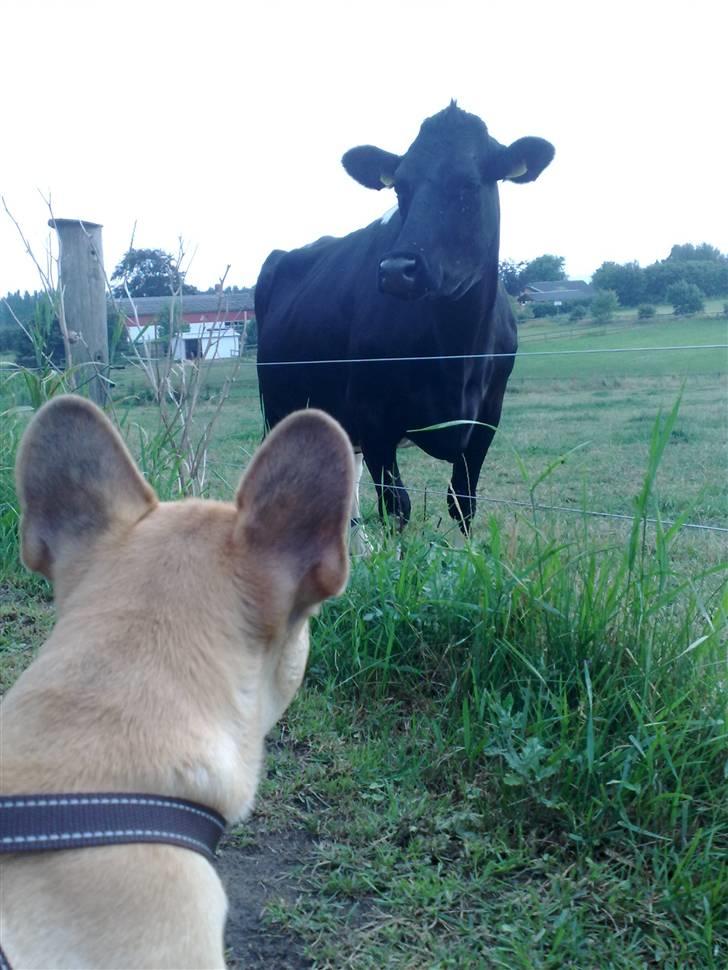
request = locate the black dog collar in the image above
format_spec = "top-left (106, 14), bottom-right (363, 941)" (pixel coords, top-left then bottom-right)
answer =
top-left (0, 792), bottom-right (227, 863)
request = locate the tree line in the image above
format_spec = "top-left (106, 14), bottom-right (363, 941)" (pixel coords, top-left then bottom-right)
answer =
top-left (499, 242), bottom-right (727, 320)
top-left (0, 249), bottom-right (252, 365)
top-left (500, 243), bottom-right (727, 302)
top-left (2, 242), bottom-right (726, 364)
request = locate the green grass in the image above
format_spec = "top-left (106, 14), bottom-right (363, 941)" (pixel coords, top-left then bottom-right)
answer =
top-left (514, 317), bottom-right (727, 379)
top-left (93, 315), bottom-right (728, 539)
top-left (256, 683), bottom-right (726, 968)
top-left (252, 433), bottom-right (727, 966)
top-left (1, 314), bottom-right (726, 967)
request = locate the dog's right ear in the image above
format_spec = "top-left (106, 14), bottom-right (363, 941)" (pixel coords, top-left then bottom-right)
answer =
top-left (15, 395), bottom-right (157, 578)
top-left (234, 409), bottom-right (354, 636)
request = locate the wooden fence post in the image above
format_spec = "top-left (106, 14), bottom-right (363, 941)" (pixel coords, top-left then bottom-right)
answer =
top-left (49, 218), bottom-right (108, 406)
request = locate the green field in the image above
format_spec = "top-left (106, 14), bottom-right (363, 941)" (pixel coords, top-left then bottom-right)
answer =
top-left (103, 314), bottom-right (728, 550)
top-left (1, 314), bottom-right (727, 968)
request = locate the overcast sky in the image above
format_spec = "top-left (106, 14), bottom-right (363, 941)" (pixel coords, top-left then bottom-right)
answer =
top-left (1, 0), bottom-right (725, 295)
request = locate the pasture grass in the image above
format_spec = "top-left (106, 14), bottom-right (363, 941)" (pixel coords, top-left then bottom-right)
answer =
top-left (250, 438), bottom-right (726, 966)
top-left (514, 316), bottom-right (727, 380)
top-left (94, 314), bottom-right (728, 541)
top-left (1, 313), bottom-right (726, 967)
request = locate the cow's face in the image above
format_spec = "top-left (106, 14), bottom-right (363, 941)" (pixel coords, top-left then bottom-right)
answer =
top-left (342, 103), bottom-right (554, 301)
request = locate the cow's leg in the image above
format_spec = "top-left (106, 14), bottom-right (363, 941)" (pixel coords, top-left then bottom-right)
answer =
top-left (350, 453), bottom-right (373, 556)
top-left (363, 445), bottom-right (411, 531)
top-left (448, 374), bottom-right (510, 535)
top-left (448, 450), bottom-right (484, 536)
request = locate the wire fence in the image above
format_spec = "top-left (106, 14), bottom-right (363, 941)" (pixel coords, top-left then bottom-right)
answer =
top-left (89, 342), bottom-right (728, 368)
top-left (126, 338), bottom-right (727, 536)
top-left (3, 342), bottom-right (727, 373)
top-left (3, 341), bottom-right (727, 537)
top-left (252, 343), bottom-right (728, 367)
top-left (202, 456), bottom-right (728, 536)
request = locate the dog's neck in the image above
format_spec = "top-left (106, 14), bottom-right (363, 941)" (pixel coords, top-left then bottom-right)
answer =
top-left (1, 606), bottom-right (276, 826)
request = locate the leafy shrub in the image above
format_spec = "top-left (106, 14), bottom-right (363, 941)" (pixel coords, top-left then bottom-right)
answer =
top-left (569, 305), bottom-right (587, 322)
top-left (666, 280), bottom-right (705, 315)
top-left (591, 289), bottom-right (619, 323)
top-left (637, 304), bottom-right (656, 320)
top-left (240, 317), bottom-right (257, 350)
top-left (532, 303), bottom-right (556, 318)
top-left (514, 301), bottom-right (534, 323)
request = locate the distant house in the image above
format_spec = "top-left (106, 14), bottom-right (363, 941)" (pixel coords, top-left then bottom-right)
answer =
top-left (519, 280), bottom-right (594, 305)
top-left (115, 292), bottom-right (255, 360)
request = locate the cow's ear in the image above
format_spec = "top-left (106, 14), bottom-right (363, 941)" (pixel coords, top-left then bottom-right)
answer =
top-left (342, 146), bottom-right (402, 190)
top-left (16, 395), bottom-right (157, 579)
top-left (485, 137), bottom-right (555, 184)
top-left (234, 409), bottom-right (354, 635)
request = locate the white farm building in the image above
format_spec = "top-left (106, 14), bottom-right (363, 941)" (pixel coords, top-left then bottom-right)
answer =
top-left (115, 292), bottom-right (255, 360)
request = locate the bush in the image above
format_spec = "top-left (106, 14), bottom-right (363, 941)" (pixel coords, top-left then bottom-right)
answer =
top-left (514, 302), bottom-right (534, 323)
top-left (240, 317), bottom-right (257, 350)
top-left (637, 304), bottom-right (656, 320)
top-left (591, 289), bottom-right (619, 323)
top-left (666, 280), bottom-right (705, 316)
top-left (532, 303), bottom-right (556, 318)
top-left (569, 305), bottom-right (587, 322)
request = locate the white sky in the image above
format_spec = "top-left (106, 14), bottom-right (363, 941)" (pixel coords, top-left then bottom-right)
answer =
top-left (1, 0), bottom-right (725, 295)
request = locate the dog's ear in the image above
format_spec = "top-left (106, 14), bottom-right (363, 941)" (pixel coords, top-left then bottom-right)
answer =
top-left (234, 409), bottom-right (354, 633)
top-left (15, 395), bottom-right (157, 578)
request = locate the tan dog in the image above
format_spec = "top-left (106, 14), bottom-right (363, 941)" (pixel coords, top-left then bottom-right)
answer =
top-left (0, 395), bottom-right (354, 970)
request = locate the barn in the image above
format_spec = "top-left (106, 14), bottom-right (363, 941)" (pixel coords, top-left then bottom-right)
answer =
top-left (116, 292), bottom-right (255, 360)
top-left (519, 280), bottom-right (594, 305)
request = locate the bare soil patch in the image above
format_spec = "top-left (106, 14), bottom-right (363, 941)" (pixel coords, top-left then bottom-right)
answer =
top-left (219, 823), bottom-right (313, 969)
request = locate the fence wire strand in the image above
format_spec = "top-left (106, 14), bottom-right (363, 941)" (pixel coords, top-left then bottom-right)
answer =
top-left (253, 344), bottom-right (728, 367)
top-left (102, 343), bottom-right (728, 369)
top-left (3, 343), bottom-right (727, 374)
top-left (4, 340), bottom-right (726, 537)
top-left (204, 459), bottom-right (727, 536)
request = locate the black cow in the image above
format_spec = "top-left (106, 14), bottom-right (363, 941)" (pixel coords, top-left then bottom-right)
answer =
top-left (256, 102), bottom-right (553, 536)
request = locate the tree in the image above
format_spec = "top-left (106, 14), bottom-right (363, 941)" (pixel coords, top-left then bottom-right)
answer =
top-left (518, 254), bottom-right (566, 289)
top-left (498, 259), bottom-right (526, 296)
top-left (667, 242), bottom-right (723, 262)
top-left (8, 296), bottom-right (65, 367)
top-left (591, 289), bottom-right (619, 323)
top-left (499, 254), bottom-right (566, 295)
top-left (642, 260), bottom-right (685, 303)
top-left (666, 281), bottom-right (705, 315)
top-left (111, 248), bottom-right (198, 298)
top-left (639, 244), bottom-right (728, 303)
top-left (680, 260), bottom-right (728, 297)
top-left (591, 261), bottom-right (644, 306)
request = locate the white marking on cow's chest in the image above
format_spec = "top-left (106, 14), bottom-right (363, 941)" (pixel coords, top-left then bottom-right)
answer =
top-left (380, 204), bottom-right (398, 225)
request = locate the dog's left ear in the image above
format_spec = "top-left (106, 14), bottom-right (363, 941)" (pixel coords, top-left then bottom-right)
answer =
top-left (16, 395), bottom-right (157, 578)
top-left (234, 409), bottom-right (354, 634)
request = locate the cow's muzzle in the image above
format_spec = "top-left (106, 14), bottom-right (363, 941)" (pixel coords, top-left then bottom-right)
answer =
top-left (378, 255), bottom-right (426, 300)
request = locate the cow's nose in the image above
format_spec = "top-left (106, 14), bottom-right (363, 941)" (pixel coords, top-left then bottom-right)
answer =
top-left (378, 256), bottom-right (420, 298)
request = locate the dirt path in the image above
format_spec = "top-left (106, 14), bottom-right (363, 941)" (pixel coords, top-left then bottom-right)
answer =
top-left (219, 824), bottom-right (313, 969)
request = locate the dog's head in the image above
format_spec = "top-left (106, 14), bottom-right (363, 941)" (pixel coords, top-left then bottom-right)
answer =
top-left (15, 395), bottom-right (354, 745)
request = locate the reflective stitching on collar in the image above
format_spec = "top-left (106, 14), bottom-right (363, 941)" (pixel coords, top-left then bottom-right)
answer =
top-left (1, 829), bottom-right (210, 853)
top-left (0, 796), bottom-right (225, 830)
